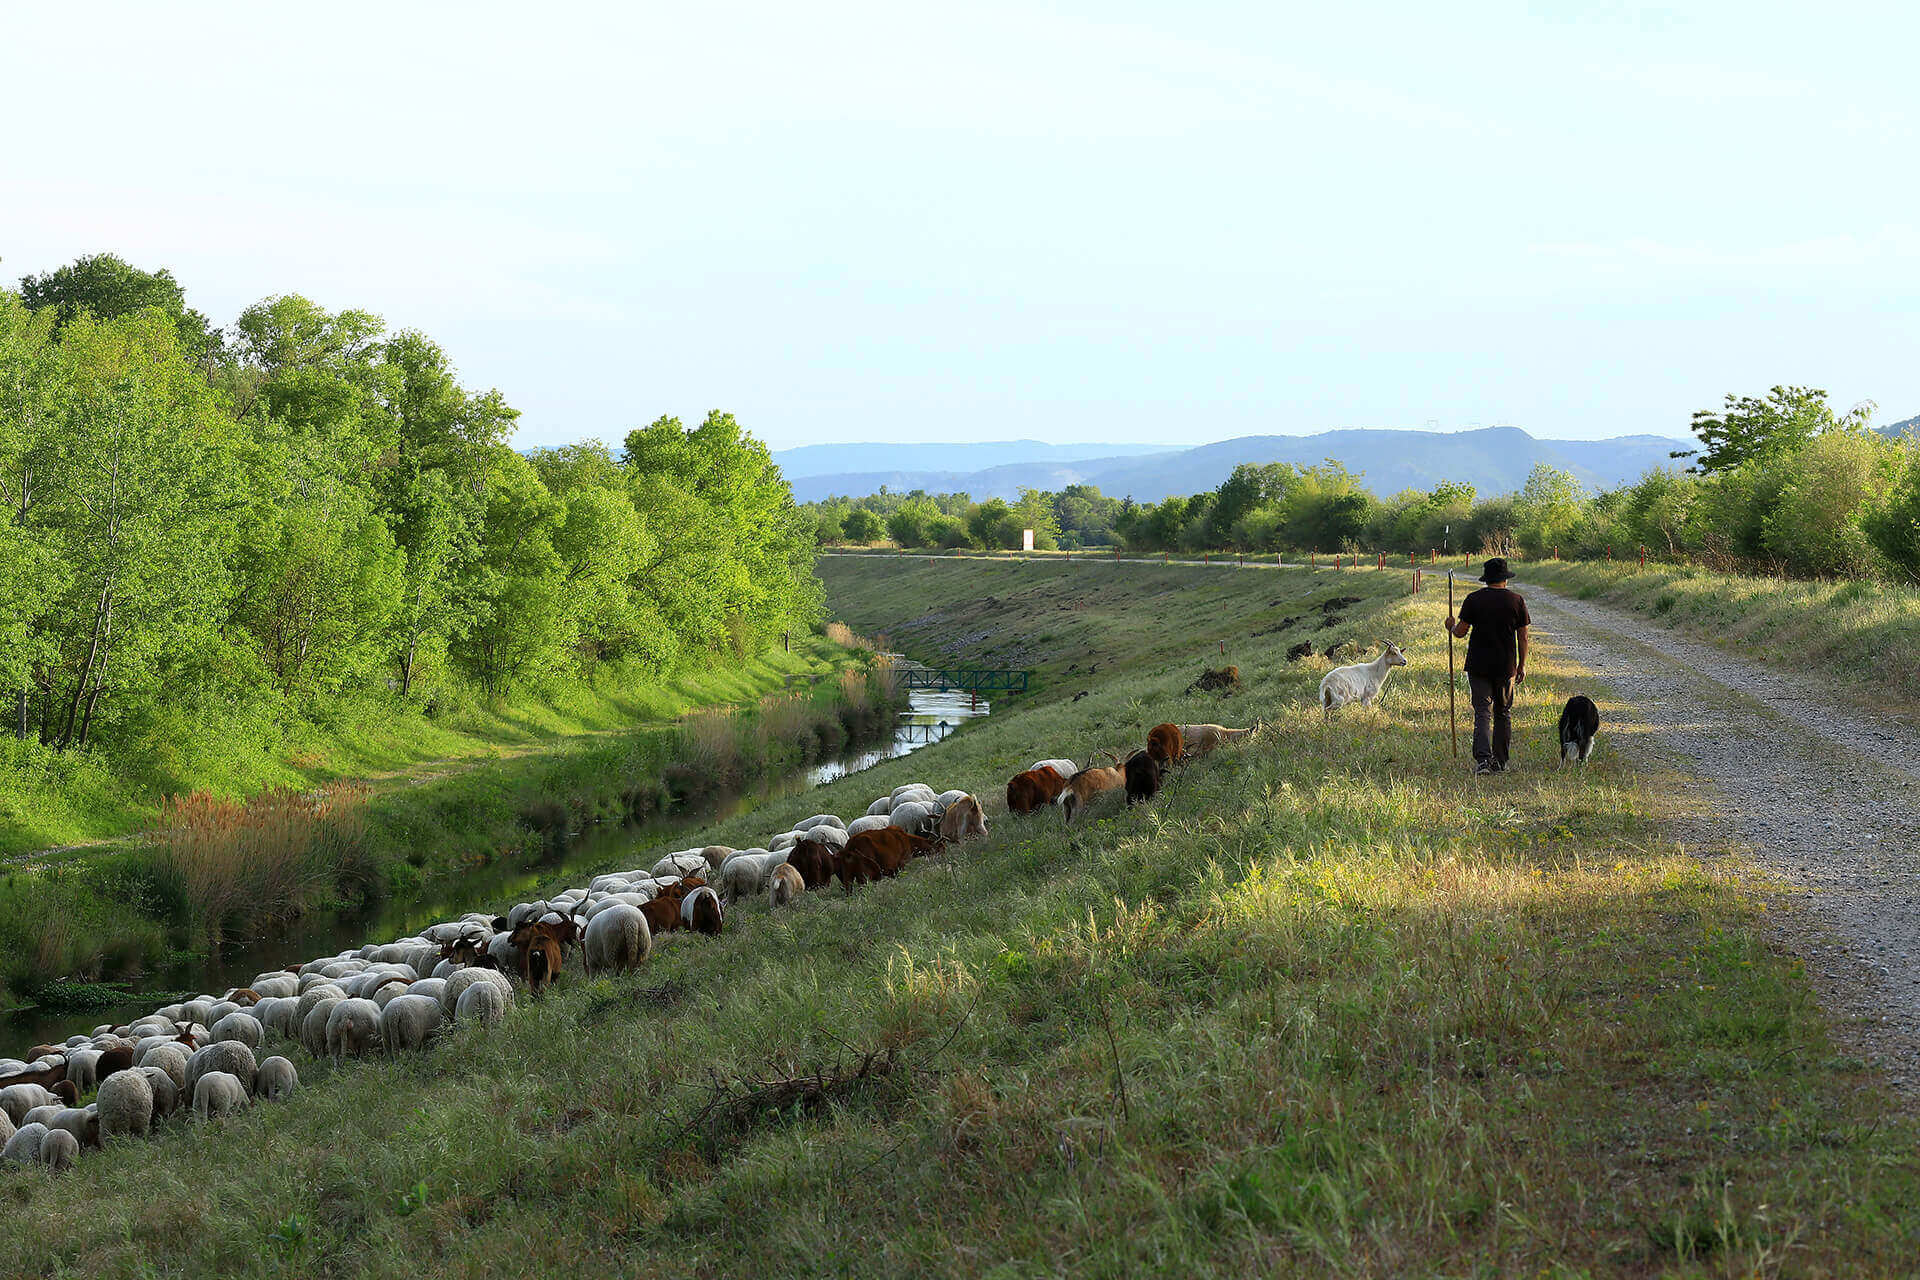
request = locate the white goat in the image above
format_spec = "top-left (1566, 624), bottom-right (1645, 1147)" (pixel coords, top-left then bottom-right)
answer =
top-left (1318, 642), bottom-right (1408, 716)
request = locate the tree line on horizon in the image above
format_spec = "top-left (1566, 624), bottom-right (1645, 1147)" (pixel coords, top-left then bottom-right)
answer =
top-left (808, 387), bottom-right (1920, 582)
top-left (0, 253), bottom-right (818, 791)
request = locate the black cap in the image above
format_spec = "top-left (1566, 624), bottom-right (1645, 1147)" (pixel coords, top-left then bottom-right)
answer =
top-left (1479, 557), bottom-right (1515, 583)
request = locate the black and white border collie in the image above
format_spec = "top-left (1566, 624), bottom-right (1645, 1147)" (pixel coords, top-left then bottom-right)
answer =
top-left (1557, 695), bottom-right (1600, 766)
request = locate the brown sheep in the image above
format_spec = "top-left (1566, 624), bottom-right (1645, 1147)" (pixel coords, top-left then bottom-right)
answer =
top-left (639, 895), bottom-right (683, 937)
top-left (837, 827), bottom-right (932, 887)
top-left (787, 837), bottom-right (841, 890)
top-left (937, 794), bottom-right (988, 846)
top-left (1006, 766), bottom-right (1067, 814)
top-left (1146, 723), bottom-right (1183, 766)
top-left (1178, 723), bottom-right (1258, 755)
top-left (1057, 760), bottom-right (1126, 823)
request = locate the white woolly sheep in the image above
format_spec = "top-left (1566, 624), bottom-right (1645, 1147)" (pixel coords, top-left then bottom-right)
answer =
top-left (186, 1042), bottom-right (257, 1102)
top-left (890, 783), bottom-right (936, 805)
top-left (1, 1084), bottom-right (59, 1125)
top-left (249, 973), bottom-right (300, 999)
top-left (1318, 642), bottom-right (1408, 715)
top-left (408, 978), bottom-right (448, 1007)
top-left (48, 1107), bottom-right (97, 1150)
top-left (2, 1123), bottom-right (48, 1164)
top-left (380, 995), bottom-right (444, 1053)
top-left (802, 824), bottom-right (849, 849)
top-left (1030, 758), bottom-right (1078, 777)
top-left (718, 850), bottom-right (784, 903)
top-left (63, 1048), bottom-right (101, 1095)
top-left (0, 1108), bottom-right (13, 1146)
top-left (455, 980), bottom-right (508, 1027)
top-left (793, 813), bottom-right (845, 832)
top-left (139, 1042), bottom-right (190, 1091)
top-left (295, 984), bottom-right (348, 1026)
top-left (21, 1105), bottom-right (62, 1130)
top-left (37, 1127), bottom-right (79, 1172)
top-left (846, 814), bottom-right (891, 836)
top-left (888, 801), bottom-right (938, 836)
top-left (440, 968), bottom-right (513, 1017)
top-left (584, 903), bottom-right (651, 974)
top-left (650, 850), bottom-right (708, 879)
top-left (300, 1000), bottom-right (342, 1057)
top-left (325, 999), bottom-right (383, 1058)
top-left (193, 1072), bottom-right (250, 1120)
top-left (865, 796), bottom-right (892, 816)
top-left (139, 1067), bottom-right (180, 1120)
top-left (210, 1011), bottom-right (264, 1052)
top-left (767, 832), bottom-right (801, 852)
top-left (254, 1056), bottom-right (298, 1102)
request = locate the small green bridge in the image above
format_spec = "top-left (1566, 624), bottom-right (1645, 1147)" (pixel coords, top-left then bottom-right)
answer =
top-left (898, 667), bottom-right (1032, 695)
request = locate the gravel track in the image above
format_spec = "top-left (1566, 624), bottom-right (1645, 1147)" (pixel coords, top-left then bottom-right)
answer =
top-left (1530, 587), bottom-right (1920, 1082)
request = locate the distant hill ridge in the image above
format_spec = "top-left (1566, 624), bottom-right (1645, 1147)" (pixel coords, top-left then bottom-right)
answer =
top-left (777, 426), bottom-right (1694, 504)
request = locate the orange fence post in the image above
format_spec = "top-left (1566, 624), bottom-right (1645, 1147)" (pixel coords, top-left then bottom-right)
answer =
top-left (1606, 546), bottom-right (1612, 562)
top-left (1639, 545), bottom-right (1647, 569)
top-left (1310, 547), bottom-right (1316, 569)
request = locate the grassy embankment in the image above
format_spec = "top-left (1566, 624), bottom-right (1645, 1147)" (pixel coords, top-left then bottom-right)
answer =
top-left (0, 637), bottom-right (884, 1009)
top-left (3, 559), bottom-right (1915, 1276)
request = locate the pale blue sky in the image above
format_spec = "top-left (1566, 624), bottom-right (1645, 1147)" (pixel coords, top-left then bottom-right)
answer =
top-left (5, 1), bottom-right (1915, 449)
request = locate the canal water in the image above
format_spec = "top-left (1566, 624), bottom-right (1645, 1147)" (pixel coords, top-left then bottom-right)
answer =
top-left (4, 686), bottom-right (989, 1051)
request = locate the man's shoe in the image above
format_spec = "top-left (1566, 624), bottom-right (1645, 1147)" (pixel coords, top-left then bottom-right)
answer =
top-left (1472, 760), bottom-right (1495, 776)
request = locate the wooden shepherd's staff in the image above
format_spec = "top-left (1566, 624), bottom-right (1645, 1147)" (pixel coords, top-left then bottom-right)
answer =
top-left (1447, 570), bottom-right (1458, 757)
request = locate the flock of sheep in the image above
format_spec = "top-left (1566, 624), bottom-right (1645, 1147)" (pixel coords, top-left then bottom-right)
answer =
top-left (0, 777), bottom-right (991, 1177)
top-left (0, 642), bottom-right (1366, 1179)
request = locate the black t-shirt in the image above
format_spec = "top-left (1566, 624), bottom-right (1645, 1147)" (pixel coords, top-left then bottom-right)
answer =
top-left (1459, 586), bottom-right (1530, 679)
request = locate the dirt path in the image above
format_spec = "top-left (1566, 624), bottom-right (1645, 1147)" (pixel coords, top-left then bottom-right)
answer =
top-left (1530, 587), bottom-right (1920, 1083)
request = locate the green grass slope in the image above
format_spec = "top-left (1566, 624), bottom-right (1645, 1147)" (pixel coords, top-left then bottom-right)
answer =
top-left (1524, 560), bottom-right (1920, 719)
top-left (3, 562), bottom-right (1912, 1277)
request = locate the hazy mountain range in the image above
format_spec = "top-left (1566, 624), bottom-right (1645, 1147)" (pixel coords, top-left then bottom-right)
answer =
top-left (776, 427), bottom-right (1694, 504)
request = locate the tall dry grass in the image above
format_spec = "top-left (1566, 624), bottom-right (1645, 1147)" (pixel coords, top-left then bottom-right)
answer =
top-left (150, 783), bottom-right (373, 947)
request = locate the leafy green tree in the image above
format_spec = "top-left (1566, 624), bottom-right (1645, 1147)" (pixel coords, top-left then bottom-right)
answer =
top-left (842, 508), bottom-right (884, 543)
top-left (19, 253), bottom-right (222, 365)
top-left (1678, 386), bottom-right (1869, 474)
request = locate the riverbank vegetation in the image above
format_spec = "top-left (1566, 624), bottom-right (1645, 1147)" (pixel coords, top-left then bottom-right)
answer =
top-left (809, 386), bottom-right (1920, 583)
top-left (0, 653), bottom-right (900, 1012)
top-left (8, 558), bottom-right (1913, 1275)
top-left (1, 254), bottom-right (819, 854)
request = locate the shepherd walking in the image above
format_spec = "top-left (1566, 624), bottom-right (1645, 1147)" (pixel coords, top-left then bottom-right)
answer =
top-left (1444, 557), bottom-right (1530, 776)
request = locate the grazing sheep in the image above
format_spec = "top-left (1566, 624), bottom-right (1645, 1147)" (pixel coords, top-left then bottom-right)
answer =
top-left (139, 1067), bottom-right (180, 1119)
top-left (3, 1123), bottom-right (49, 1164)
top-left (802, 824), bottom-right (849, 849)
top-left (718, 850), bottom-right (784, 903)
top-left (210, 1011), bottom-right (264, 1052)
top-left (0, 1109), bottom-right (12, 1146)
top-left (325, 999), bottom-right (384, 1058)
top-left (254, 1057), bottom-right (299, 1102)
top-left (62, 1048), bottom-right (101, 1096)
top-left (794, 813), bottom-right (846, 833)
top-left (836, 827), bottom-right (933, 887)
top-left (455, 979), bottom-right (509, 1027)
top-left (38, 1127), bottom-right (79, 1172)
top-left (699, 845), bottom-right (735, 870)
top-left (193, 1072), bottom-right (250, 1120)
top-left (1317, 642), bottom-right (1408, 715)
top-left (2, 1084), bottom-right (63, 1126)
top-left (300, 1000), bottom-right (341, 1058)
top-left (1030, 758), bottom-right (1078, 778)
top-left (769, 862), bottom-right (804, 908)
top-left (888, 801), bottom-right (939, 837)
top-left (186, 1042), bottom-right (258, 1103)
top-left (846, 814), bottom-right (890, 836)
top-left (1177, 723), bottom-right (1259, 754)
top-left (408, 978), bottom-right (449, 1007)
top-left (380, 995), bottom-right (445, 1053)
top-left (937, 794), bottom-right (987, 845)
top-left (48, 1107), bottom-right (98, 1151)
top-left (249, 973), bottom-right (300, 1000)
top-left (1006, 766), bottom-right (1069, 814)
top-left (864, 796), bottom-right (892, 817)
top-left (1146, 723), bottom-right (1183, 765)
top-left (1056, 760), bottom-right (1126, 823)
top-left (681, 885), bottom-right (724, 935)
top-left (441, 968), bottom-right (513, 1017)
top-left (1124, 749), bottom-right (1165, 806)
top-left (138, 1042), bottom-right (190, 1092)
top-left (786, 838), bottom-right (839, 890)
top-left (650, 850), bottom-right (709, 879)
top-left (890, 783), bottom-right (936, 804)
top-left (295, 984), bottom-right (348, 1027)
top-left (767, 832), bottom-right (802, 853)
top-left (583, 903), bottom-right (652, 974)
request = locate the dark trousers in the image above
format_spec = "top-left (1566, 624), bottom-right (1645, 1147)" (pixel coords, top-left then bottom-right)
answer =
top-left (1468, 673), bottom-right (1514, 767)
